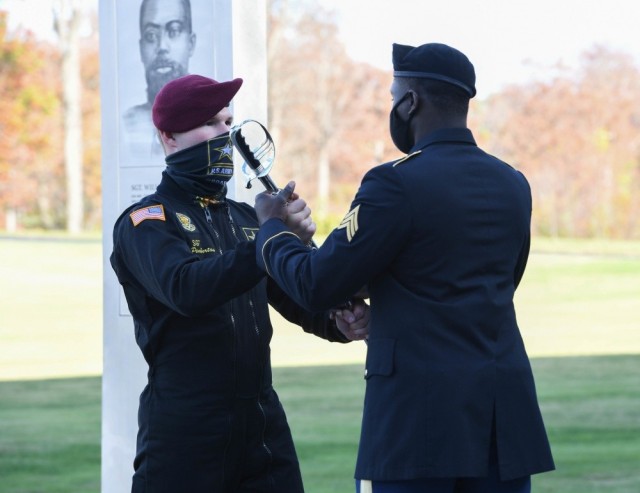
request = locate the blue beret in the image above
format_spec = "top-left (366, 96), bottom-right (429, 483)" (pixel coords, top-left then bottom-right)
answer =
top-left (152, 75), bottom-right (243, 132)
top-left (392, 43), bottom-right (476, 98)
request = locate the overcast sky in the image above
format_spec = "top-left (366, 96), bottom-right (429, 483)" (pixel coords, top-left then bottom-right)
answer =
top-left (3, 0), bottom-right (639, 97)
top-left (322, 0), bottom-right (640, 96)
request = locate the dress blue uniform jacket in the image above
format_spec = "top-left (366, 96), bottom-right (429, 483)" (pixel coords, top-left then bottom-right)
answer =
top-left (256, 128), bottom-right (555, 482)
top-left (111, 172), bottom-right (349, 492)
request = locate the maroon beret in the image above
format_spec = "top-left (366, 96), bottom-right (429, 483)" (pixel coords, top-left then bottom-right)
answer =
top-left (152, 75), bottom-right (243, 132)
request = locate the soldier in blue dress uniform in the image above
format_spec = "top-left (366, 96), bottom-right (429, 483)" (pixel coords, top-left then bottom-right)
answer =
top-left (253, 42), bottom-right (555, 493)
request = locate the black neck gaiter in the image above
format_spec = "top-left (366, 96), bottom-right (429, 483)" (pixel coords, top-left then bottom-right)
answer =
top-left (165, 132), bottom-right (235, 202)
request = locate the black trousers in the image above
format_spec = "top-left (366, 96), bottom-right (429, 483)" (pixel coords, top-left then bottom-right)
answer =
top-left (132, 390), bottom-right (304, 493)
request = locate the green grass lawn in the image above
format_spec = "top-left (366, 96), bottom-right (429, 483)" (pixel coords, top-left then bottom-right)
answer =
top-left (0, 237), bottom-right (104, 380)
top-left (0, 378), bottom-right (100, 493)
top-left (0, 235), bottom-right (639, 492)
top-left (282, 357), bottom-right (640, 493)
top-left (0, 356), bottom-right (638, 493)
top-left (1, 235), bottom-right (639, 379)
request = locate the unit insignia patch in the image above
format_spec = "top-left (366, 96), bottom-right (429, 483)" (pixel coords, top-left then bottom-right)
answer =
top-left (176, 213), bottom-right (196, 232)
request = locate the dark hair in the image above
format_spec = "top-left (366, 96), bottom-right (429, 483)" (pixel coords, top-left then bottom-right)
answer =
top-left (407, 78), bottom-right (470, 116)
top-left (139, 0), bottom-right (193, 34)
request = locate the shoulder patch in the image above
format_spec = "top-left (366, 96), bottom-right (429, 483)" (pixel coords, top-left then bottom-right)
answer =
top-left (130, 205), bottom-right (165, 226)
top-left (392, 150), bottom-right (422, 167)
top-left (176, 213), bottom-right (197, 232)
top-left (337, 204), bottom-right (360, 242)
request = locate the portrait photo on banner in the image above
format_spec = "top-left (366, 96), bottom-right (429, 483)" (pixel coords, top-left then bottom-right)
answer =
top-left (116, 0), bottom-right (217, 166)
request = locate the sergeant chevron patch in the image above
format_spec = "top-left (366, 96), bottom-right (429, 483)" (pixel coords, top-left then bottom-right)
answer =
top-left (337, 204), bottom-right (360, 242)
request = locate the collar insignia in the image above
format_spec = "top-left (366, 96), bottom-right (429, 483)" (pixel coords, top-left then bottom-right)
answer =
top-left (242, 227), bottom-right (259, 241)
top-left (197, 197), bottom-right (222, 207)
top-left (337, 204), bottom-right (360, 242)
top-left (393, 150), bottom-right (422, 167)
top-left (176, 212), bottom-right (196, 232)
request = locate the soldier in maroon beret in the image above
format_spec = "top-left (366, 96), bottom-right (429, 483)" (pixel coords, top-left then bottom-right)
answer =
top-left (111, 73), bottom-right (371, 493)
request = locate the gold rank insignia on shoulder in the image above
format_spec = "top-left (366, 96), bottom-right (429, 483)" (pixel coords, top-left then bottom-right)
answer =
top-left (337, 204), bottom-right (360, 242)
top-left (130, 205), bottom-right (165, 226)
top-left (176, 213), bottom-right (196, 232)
top-left (392, 150), bottom-right (422, 167)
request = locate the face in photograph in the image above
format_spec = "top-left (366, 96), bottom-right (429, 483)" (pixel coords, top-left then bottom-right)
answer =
top-left (139, 0), bottom-right (197, 103)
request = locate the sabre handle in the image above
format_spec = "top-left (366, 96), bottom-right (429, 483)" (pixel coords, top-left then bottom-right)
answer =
top-left (259, 174), bottom-right (279, 194)
top-left (230, 123), bottom-right (279, 194)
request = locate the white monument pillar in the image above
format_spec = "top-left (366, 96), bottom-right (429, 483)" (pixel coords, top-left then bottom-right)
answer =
top-left (99, 1), bottom-right (267, 491)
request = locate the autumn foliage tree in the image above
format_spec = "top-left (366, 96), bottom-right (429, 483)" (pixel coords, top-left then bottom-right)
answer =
top-left (267, 0), bottom-right (398, 228)
top-left (482, 46), bottom-right (640, 238)
top-left (0, 11), bottom-right (63, 230)
top-left (54, 0), bottom-right (85, 234)
top-left (78, 12), bottom-right (101, 230)
top-left (0, 8), bottom-right (100, 232)
top-left (268, 2), bottom-right (640, 239)
top-left (1, 2), bottom-right (639, 239)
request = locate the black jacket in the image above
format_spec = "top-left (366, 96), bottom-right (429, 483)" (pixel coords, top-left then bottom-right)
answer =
top-left (111, 172), bottom-right (348, 492)
top-left (256, 128), bottom-right (555, 482)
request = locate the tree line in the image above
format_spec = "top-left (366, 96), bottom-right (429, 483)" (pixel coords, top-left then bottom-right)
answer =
top-left (1, 2), bottom-right (639, 238)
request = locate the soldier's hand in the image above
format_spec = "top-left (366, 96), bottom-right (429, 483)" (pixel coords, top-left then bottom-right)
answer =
top-left (331, 298), bottom-right (370, 341)
top-left (255, 181), bottom-right (295, 225)
top-left (285, 196), bottom-right (316, 245)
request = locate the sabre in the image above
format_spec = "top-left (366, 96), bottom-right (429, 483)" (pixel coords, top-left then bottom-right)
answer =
top-left (231, 119), bottom-right (321, 250)
top-left (230, 120), bottom-right (278, 193)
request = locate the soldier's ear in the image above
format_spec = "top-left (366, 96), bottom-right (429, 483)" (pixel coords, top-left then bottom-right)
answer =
top-left (158, 130), bottom-right (177, 154)
top-left (407, 90), bottom-right (419, 116)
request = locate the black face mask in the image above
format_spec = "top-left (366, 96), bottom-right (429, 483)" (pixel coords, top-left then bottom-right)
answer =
top-left (165, 132), bottom-right (234, 201)
top-left (389, 92), bottom-right (414, 154)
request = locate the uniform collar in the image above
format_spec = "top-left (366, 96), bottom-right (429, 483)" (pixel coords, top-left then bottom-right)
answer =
top-left (411, 127), bottom-right (476, 152)
top-left (156, 170), bottom-right (228, 206)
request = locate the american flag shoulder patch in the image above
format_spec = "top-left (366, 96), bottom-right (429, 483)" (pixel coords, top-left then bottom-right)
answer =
top-left (130, 204), bottom-right (166, 226)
